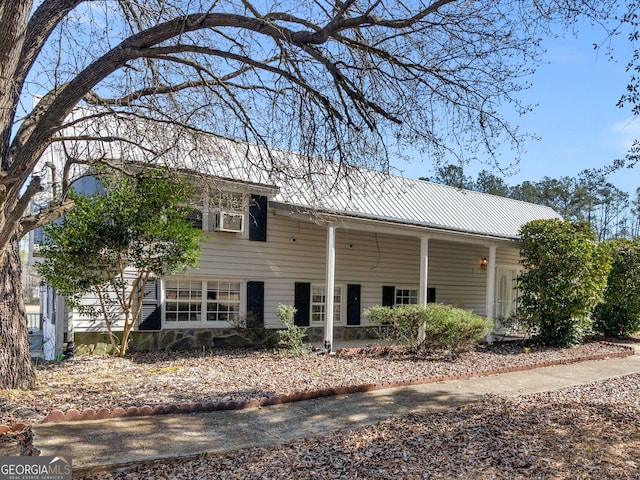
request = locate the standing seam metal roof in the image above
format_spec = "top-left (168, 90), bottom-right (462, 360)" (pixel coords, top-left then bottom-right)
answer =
top-left (273, 170), bottom-right (560, 239)
top-left (44, 116), bottom-right (560, 240)
top-left (194, 143), bottom-right (561, 240)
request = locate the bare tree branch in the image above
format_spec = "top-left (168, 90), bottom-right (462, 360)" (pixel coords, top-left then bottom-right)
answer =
top-left (0, 0), bottom-right (622, 256)
top-left (15, 0), bottom-right (86, 90)
top-left (0, 175), bottom-right (43, 246)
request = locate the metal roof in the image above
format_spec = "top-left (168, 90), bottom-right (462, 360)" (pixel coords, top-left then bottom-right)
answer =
top-left (270, 169), bottom-right (560, 240)
top-left (43, 113), bottom-right (560, 240)
top-left (192, 143), bottom-right (561, 240)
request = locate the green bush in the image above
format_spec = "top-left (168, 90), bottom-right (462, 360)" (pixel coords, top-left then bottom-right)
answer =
top-left (421, 303), bottom-right (491, 354)
top-left (364, 303), bottom-right (490, 354)
top-left (363, 304), bottom-right (424, 349)
top-left (593, 238), bottom-right (640, 337)
top-left (517, 219), bottom-right (611, 346)
top-left (276, 304), bottom-right (308, 355)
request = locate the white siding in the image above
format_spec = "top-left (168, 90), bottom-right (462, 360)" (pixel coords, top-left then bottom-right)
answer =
top-left (73, 208), bottom-right (523, 332)
top-left (174, 210), bottom-right (521, 328)
top-left (73, 268), bottom-right (140, 332)
top-left (427, 241), bottom-right (490, 315)
top-left (496, 246), bottom-right (522, 269)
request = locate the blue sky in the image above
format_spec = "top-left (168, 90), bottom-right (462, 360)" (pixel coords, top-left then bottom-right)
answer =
top-left (397, 19), bottom-right (640, 197)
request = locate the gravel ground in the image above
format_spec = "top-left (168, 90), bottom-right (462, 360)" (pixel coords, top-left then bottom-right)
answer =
top-left (0, 341), bottom-right (629, 426)
top-left (2, 340), bottom-right (639, 478)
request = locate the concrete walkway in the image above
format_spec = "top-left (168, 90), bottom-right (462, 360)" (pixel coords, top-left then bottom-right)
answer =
top-left (33, 350), bottom-right (640, 475)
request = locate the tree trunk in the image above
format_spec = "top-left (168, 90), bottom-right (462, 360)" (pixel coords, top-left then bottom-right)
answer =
top-left (0, 235), bottom-right (35, 389)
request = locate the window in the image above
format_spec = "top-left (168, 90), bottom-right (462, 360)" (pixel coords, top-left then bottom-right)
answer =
top-left (383, 286), bottom-right (431, 307)
top-left (209, 189), bottom-right (244, 212)
top-left (189, 188), bottom-right (246, 232)
top-left (395, 288), bottom-right (418, 305)
top-left (165, 279), bottom-right (241, 325)
top-left (205, 281), bottom-right (241, 323)
top-left (165, 280), bottom-right (202, 322)
top-left (311, 286), bottom-right (342, 323)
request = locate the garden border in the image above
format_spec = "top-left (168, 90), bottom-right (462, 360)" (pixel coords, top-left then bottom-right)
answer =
top-left (2, 341), bottom-right (626, 428)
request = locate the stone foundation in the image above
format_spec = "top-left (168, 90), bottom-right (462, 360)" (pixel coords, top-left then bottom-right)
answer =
top-left (73, 326), bottom-right (387, 354)
top-left (304, 326), bottom-right (388, 342)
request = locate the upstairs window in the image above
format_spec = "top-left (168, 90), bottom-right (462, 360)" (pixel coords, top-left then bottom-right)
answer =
top-left (189, 187), bottom-right (246, 232)
top-left (209, 190), bottom-right (244, 213)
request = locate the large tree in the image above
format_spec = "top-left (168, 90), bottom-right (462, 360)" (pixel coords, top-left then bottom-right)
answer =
top-left (0, 0), bottom-right (619, 388)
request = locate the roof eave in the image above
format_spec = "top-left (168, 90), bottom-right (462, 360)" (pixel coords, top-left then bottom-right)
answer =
top-left (271, 201), bottom-right (521, 244)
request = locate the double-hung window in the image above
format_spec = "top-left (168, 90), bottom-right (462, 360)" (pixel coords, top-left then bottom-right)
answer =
top-left (165, 279), bottom-right (202, 322)
top-left (165, 279), bottom-right (241, 325)
top-left (311, 285), bottom-right (343, 324)
top-left (189, 187), bottom-right (246, 232)
top-left (383, 285), bottom-right (431, 308)
top-left (209, 189), bottom-right (244, 215)
top-left (205, 281), bottom-right (241, 323)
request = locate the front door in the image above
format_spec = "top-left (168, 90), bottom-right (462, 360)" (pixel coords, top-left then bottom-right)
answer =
top-left (495, 267), bottom-right (518, 332)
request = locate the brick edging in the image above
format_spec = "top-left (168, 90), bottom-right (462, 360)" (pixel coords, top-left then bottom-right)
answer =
top-left (1, 343), bottom-right (633, 430)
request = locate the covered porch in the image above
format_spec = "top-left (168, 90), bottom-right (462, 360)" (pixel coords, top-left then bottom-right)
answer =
top-left (282, 208), bottom-right (521, 352)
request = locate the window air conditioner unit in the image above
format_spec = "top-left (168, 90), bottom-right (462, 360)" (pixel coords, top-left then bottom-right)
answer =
top-left (32, 243), bottom-right (42, 256)
top-left (215, 211), bottom-right (244, 233)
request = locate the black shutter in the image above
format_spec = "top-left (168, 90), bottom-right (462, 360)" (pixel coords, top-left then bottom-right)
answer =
top-left (249, 195), bottom-right (268, 242)
top-left (428, 287), bottom-right (436, 303)
top-left (294, 282), bottom-right (311, 326)
top-left (139, 279), bottom-right (161, 330)
top-left (246, 281), bottom-right (265, 327)
top-left (347, 284), bottom-right (361, 325)
top-left (382, 286), bottom-right (395, 307)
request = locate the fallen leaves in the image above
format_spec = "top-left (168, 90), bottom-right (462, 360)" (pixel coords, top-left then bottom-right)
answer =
top-left (89, 377), bottom-right (640, 480)
top-left (0, 341), bottom-right (630, 427)
top-left (5, 341), bottom-right (640, 478)
top-left (143, 366), bottom-right (182, 375)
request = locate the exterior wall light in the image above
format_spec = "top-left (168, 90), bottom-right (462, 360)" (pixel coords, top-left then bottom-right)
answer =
top-left (480, 258), bottom-right (488, 271)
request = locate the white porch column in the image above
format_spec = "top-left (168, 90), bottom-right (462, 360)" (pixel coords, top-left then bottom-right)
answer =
top-left (485, 245), bottom-right (497, 320)
top-left (324, 223), bottom-right (336, 352)
top-left (418, 237), bottom-right (429, 343)
top-left (418, 237), bottom-right (430, 305)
